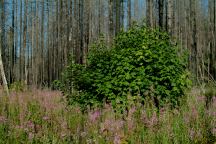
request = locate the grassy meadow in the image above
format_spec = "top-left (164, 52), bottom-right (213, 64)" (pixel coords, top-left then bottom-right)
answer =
top-left (0, 87), bottom-right (215, 144)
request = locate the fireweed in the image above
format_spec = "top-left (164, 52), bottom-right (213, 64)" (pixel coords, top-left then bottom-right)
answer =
top-left (0, 88), bottom-right (215, 143)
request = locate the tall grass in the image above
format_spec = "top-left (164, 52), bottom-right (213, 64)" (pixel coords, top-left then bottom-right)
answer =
top-left (0, 87), bottom-right (215, 144)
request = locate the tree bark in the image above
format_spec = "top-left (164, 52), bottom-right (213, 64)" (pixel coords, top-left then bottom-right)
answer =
top-left (146, 0), bottom-right (153, 27)
top-left (19, 0), bottom-right (23, 81)
top-left (158, 0), bottom-right (164, 29)
top-left (40, 0), bottom-right (45, 86)
top-left (0, 42), bottom-right (9, 95)
top-left (167, 0), bottom-right (174, 35)
top-left (115, 0), bottom-right (121, 35)
top-left (127, 0), bottom-right (131, 28)
top-left (0, 0), bottom-right (9, 95)
top-left (109, 0), bottom-right (114, 44)
top-left (190, 0), bottom-right (198, 79)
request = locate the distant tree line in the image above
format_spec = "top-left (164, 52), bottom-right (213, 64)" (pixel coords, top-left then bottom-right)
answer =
top-left (0, 0), bottom-right (215, 87)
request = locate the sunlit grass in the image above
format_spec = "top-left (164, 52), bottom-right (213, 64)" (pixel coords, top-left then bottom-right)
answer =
top-left (0, 88), bottom-right (215, 143)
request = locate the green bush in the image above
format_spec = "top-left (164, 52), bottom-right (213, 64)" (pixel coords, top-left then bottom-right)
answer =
top-left (60, 26), bottom-right (190, 110)
top-left (9, 81), bottom-right (27, 92)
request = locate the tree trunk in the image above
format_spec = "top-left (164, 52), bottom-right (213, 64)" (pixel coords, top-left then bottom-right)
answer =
top-left (79, 0), bottom-right (84, 64)
top-left (22, 0), bottom-right (28, 85)
top-left (146, 0), bottom-right (153, 27)
top-left (109, 0), bottom-right (114, 44)
top-left (158, 0), bottom-right (164, 29)
top-left (10, 0), bottom-right (15, 84)
top-left (83, 0), bottom-right (90, 65)
top-left (19, 0), bottom-right (23, 81)
top-left (190, 0), bottom-right (198, 79)
top-left (127, 0), bottom-right (131, 28)
top-left (0, 0), bottom-right (9, 95)
top-left (0, 43), bottom-right (9, 95)
top-left (115, 0), bottom-right (121, 35)
top-left (134, 0), bottom-right (139, 22)
top-left (167, 0), bottom-right (174, 35)
top-left (40, 0), bottom-right (45, 86)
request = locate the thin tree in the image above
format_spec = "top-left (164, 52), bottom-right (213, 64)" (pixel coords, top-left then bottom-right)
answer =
top-left (158, 0), bottom-right (164, 29)
top-left (22, 0), bottom-right (28, 84)
top-left (115, 0), bottom-right (121, 35)
top-left (0, 35), bottom-right (9, 95)
top-left (127, 0), bottom-right (131, 28)
top-left (146, 0), bottom-right (153, 27)
top-left (190, 0), bottom-right (198, 79)
top-left (109, 0), bottom-right (114, 44)
top-left (0, 0), bottom-right (9, 95)
top-left (167, 0), bottom-right (174, 35)
top-left (40, 0), bottom-right (45, 85)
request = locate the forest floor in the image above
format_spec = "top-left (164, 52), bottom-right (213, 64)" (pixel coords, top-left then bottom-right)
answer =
top-left (0, 87), bottom-right (215, 144)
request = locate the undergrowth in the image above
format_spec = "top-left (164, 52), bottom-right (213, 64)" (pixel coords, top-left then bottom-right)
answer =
top-left (0, 88), bottom-right (215, 144)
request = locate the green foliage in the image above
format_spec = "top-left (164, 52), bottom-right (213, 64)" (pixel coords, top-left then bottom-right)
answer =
top-left (60, 26), bottom-right (190, 110)
top-left (204, 83), bottom-right (216, 97)
top-left (9, 81), bottom-right (27, 92)
top-left (52, 80), bottom-right (64, 90)
top-left (0, 89), bottom-right (215, 143)
top-left (203, 83), bottom-right (216, 108)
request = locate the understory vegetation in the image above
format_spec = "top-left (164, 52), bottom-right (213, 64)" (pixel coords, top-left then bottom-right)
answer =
top-left (58, 26), bottom-right (190, 110)
top-left (0, 88), bottom-right (215, 143)
top-left (0, 0), bottom-right (216, 143)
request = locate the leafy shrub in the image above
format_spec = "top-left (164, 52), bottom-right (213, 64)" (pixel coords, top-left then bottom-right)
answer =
top-left (52, 80), bottom-right (64, 90)
top-left (203, 83), bottom-right (216, 108)
top-left (9, 81), bottom-right (27, 92)
top-left (60, 26), bottom-right (190, 110)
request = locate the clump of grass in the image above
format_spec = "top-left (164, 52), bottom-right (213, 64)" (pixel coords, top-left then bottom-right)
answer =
top-left (9, 81), bottom-right (27, 92)
top-left (203, 83), bottom-right (216, 109)
top-left (0, 88), bottom-right (215, 143)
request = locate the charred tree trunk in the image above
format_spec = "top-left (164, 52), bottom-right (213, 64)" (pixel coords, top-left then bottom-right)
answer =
top-left (158, 0), bottom-right (164, 29)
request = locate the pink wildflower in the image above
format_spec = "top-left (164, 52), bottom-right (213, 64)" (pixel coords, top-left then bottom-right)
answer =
top-left (28, 132), bottom-right (34, 140)
top-left (189, 129), bottom-right (195, 140)
top-left (15, 125), bottom-right (24, 130)
top-left (26, 121), bottom-right (35, 130)
top-left (148, 111), bottom-right (158, 127)
top-left (141, 110), bottom-right (149, 125)
top-left (128, 106), bottom-right (136, 116)
top-left (42, 116), bottom-right (50, 121)
top-left (210, 111), bottom-right (216, 117)
top-left (183, 114), bottom-right (190, 124)
top-left (89, 110), bottom-right (101, 122)
top-left (160, 108), bottom-right (166, 114)
top-left (127, 118), bottom-right (134, 132)
top-left (101, 119), bottom-right (124, 134)
top-left (213, 96), bottom-right (216, 105)
top-left (114, 134), bottom-right (121, 144)
top-left (212, 128), bottom-right (216, 135)
top-left (115, 120), bottom-right (124, 130)
top-left (103, 119), bottom-right (115, 132)
top-left (197, 96), bottom-right (205, 102)
top-left (0, 116), bottom-right (7, 123)
top-left (61, 121), bottom-right (68, 130)
top-left (191, 107), bottom-right (198, 119)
